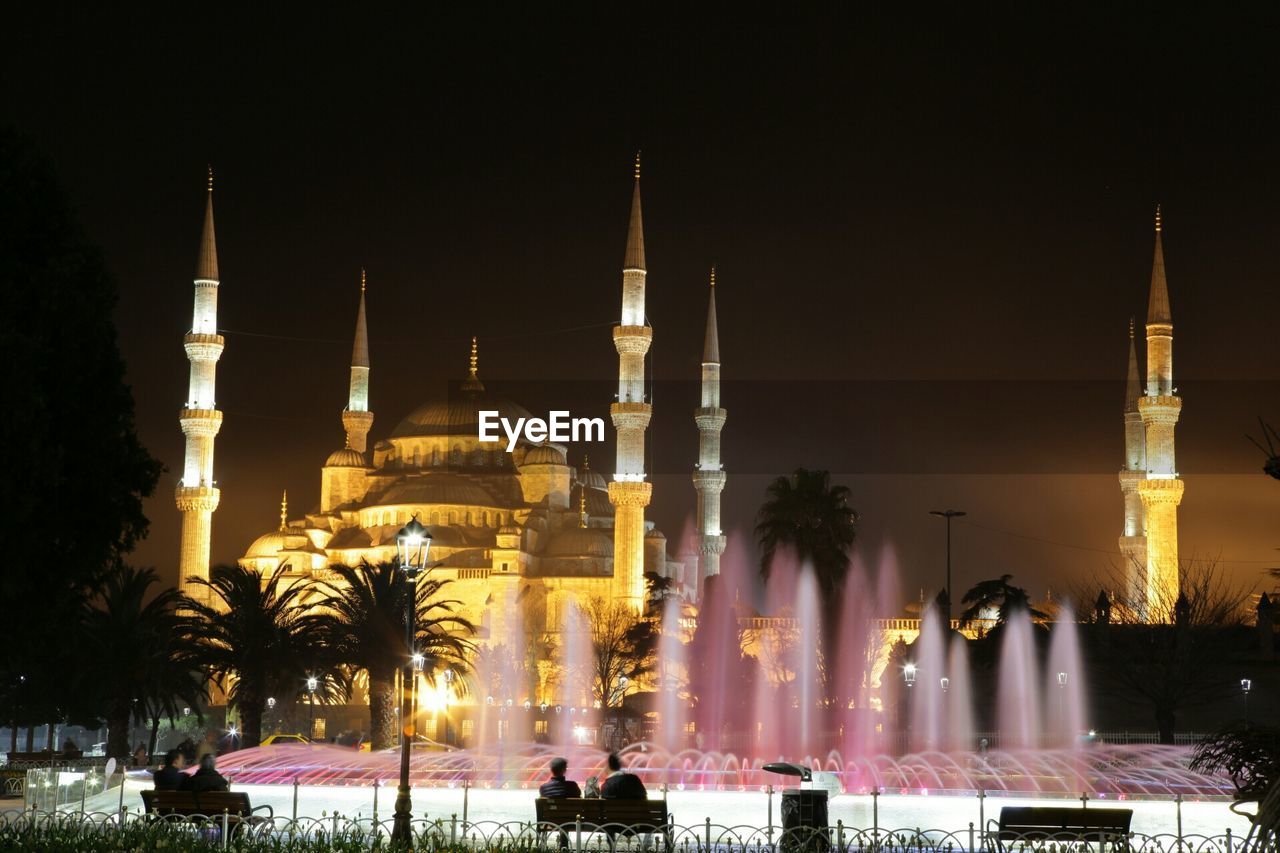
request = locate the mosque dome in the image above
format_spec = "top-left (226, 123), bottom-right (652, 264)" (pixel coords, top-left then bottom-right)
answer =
top-left (579, 468), bottom-right (607, 490)
top-left (391, 393), bottom-right (533, 439)
top-left (378, 475), bottom-right (501, 507)
top-left (646, 528), bottom-right (667, 540)
top-left (325, 447), bottom-right (367, 467)
top-left (523, 444), bottom-right (566, 466)
top-left (544, 528), bottom-right (614, 558)
top-left (245, 529), bottom-right (310, 559)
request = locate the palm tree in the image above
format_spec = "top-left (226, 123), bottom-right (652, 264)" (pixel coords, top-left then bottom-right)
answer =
top-left (756, 468), bottom-right (858, 599)
top-left (307, 561), bottom-right (474, 750)
top-left (82, 565), bottom-right (203, 761)
top-left (179, 564), bottom-right (323, 748)
top-left (958, 574), bottom-right (1047, 626)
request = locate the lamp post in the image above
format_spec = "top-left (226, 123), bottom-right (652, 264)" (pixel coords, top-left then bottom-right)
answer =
top-left (392, 517), bottom-right (432, 845)
top-left (1242, 678), bottom-right (1252, 728)
top-left (441, 668), bottom-right (455, 746)
top-left (306, 677), bottom-right (318, 741)
top-left (903, 664), bottom-right (916, 754)
top-left (1057, 672), bottom-right (1067, 745)
top-left (266, 697), bottom-right (276, 736)
top-left (929, 510), bottom-right (966, 622)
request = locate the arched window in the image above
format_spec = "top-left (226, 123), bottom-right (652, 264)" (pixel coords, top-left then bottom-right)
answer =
top-left (431, 448), bottom-right (441, 466)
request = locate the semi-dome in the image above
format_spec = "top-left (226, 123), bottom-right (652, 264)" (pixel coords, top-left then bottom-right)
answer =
top-left (377, 475), bottom-right (501, 507)
top-left (391, 392), bottom-right (533, 439)
top-left (579, 468), bottom-right (607, 489)
top-left (523, 444), bottom-right (566, 466)
top-left (325, 447), bottom-right (367, 467)
top-left (544, 528), bottom-right (614, 558)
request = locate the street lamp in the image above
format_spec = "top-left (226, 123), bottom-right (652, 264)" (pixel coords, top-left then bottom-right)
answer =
top-left (929, 510), bottom-right (967, 621)
top-left (940, 677), bottom-right (950, 692)
top-left (1242, 678), bottom-right (1252, 727)
top-left (392, 516), bottom-right (432, 845)
top-left (441, 668), bottom-right (455, 746)
top-left (903, 663), bottom-right (917, 688)
top-left (305, 676), bottom-right (318, 741)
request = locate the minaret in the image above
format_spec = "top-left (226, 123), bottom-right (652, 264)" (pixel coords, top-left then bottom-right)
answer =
top-left (693, 267), bottom-right (727, 593)
top-left (175, 168), bottom-right (224, 605)
top-left (608, 153), bottom-right (653, 611)
top-left (1118, 318), bottom-right (1148, 611)
top-left (1136, 205), bottom-right (1184, 620)
top-left (342, 269), bottom-right (374, 453)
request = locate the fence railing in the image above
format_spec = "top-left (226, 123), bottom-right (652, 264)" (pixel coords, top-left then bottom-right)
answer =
top-left (0, 809), bottom-right (1271, 853)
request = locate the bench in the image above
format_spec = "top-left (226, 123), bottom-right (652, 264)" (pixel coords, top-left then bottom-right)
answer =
top-left (994, 807), bottom-right (1133, 850)
top-left (535, 798), bottom-right (672, 847)
top-left (141, 790), bottom-right (274, 828)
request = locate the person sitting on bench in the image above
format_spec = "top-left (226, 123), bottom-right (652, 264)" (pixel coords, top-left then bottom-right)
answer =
top-left (153, 749), bottom-right (187, 791)
top-left (539, 756), bottom-right (581, 798)
top-left (600, 753), bottom-right (646, 799)
top-left (179, 753), bottom-right (229, 793)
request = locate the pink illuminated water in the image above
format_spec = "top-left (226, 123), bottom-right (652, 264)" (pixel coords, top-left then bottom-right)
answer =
top-left (1046, 603), bottom-right (1088, 748)
top-left (997, 610), bottom-right (1043, 750)
top-left (945, 635), bottom-right (974, 752)
top-left (910, 606), bottom-right (946, 752)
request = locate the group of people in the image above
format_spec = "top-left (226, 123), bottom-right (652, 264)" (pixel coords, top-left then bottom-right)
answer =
top-left (150, 730), bottom-right (228, 793)
top-left (539, 753), bottom-right (647, 800)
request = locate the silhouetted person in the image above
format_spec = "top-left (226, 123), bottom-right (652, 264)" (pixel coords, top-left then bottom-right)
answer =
top-left (179, 753), bottom-right (229, 793)
top-left (600, 753), bottom-right (646, 799)
top-left (152, 749), bottom-right (186, 791)
top-left (539, 756), bottom-right (581, 798)
top-left (131, 744), bottom-right (148, 767)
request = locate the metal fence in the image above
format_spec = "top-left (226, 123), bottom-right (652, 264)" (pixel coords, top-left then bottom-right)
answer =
top-left (0, 809), bottom-right (1273, 853)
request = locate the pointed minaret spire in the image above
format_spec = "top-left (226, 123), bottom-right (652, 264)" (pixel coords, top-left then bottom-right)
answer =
top-left (579, 488), bottom-right (589, 528)
top-left (693, 264), bottom-right (728, 592)
top-left (1136, 204), bottom-right (1184, 621)
top-left (196, 166), bottom-right (219, 283)
top-left (703, 266), bottom-right (721, 364)
top-left (1148, 204), bottom-right (1171, 325)
top-left (342, 269), bottom-right (374, 453)
top-left (279, 490), bottom-right (288, 531)
top-left (177, 170), bottom-right (226, 606)
top-left (610, 155), bottom-right (654, 611)
top-left (1124, 317), bottom-right (1141, 412)
top-left (623, 151), bottom-right (646, 272)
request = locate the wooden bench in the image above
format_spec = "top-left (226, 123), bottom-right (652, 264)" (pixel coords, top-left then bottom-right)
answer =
top-left (141, 790), bottom-right (274, 827)
top-left (995, 807), bottom-right (1132, 849)
top-left (535, 798), bottom-right (672, 847)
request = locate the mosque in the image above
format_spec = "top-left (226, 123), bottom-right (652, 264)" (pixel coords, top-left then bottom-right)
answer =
top-left (175, 159), bottom-right (727, 654)
top-left (173, 158), bottom-right (1185, 730)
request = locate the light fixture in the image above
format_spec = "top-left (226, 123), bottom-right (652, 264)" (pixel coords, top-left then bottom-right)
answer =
top-left (940, 677), bottom-right (950, 692)
top-left (1057, 672), bottom-right (1068, 687)
top-left (904, 663), bottom-right (917, 687)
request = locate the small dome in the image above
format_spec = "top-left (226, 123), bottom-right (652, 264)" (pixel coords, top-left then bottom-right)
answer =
top-left (523, 444), bottom-right (566, 466)
top-left (245, 529), bottom-right (310, 560)
top-left (326, 447), bottom-right (367, 468)
top-left (580, 468), bottom-right (607, 489)
top-left (544, 528), bottom-right (614, 558)
top-left (646, 528), bottom-right (666, 540)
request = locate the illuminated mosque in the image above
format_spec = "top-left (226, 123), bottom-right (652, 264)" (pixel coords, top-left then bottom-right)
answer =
top-left (173, 158), bottom-right (1183, 730)
top-left (175, 159), bottom-right (727, 652)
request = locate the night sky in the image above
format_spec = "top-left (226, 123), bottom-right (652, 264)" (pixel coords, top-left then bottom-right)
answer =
top-left (7, 7), bottom-right (1280, 603)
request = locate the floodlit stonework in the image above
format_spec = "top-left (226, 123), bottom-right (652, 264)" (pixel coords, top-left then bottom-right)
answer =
top-left (1119, 208), bottom-right (1184, 622)
top-left (230, 163), bottom-right (691, 650)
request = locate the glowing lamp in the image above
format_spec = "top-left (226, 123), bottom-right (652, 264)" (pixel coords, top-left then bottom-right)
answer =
top-left (396, 516), bottom-right (433, 575)
top-left (903, 663), bottom-right (917, 687)
top-left (939, 677), bottom-right (949, 692)
top-left (1057, 672), bottom-right (1068, 687)
top-left (1241, 678), bottom-right (1252, 693)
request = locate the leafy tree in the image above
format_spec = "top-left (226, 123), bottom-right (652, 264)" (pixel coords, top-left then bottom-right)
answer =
top-left (307, 562), bottom-right (474, 750)
top-left (0, 127), bottom-right (162, 740)
top-left (179, 564), bottom-right (322, 748)
top-left (959, 574), bottom-right (1047, 626)
top-left (755, 469), bottom-right (858, 600)
top-left (1192, 724), bottom-right (1280, 849)
top-left (82, 565), bottom-right (203, 760)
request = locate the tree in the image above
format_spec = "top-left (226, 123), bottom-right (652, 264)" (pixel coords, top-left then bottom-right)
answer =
top-left (1086, 561), bottom-right (1255, 743)
top-left (582, 596), bottom-right (657, 745)
top-left (82, 565), bottom-right (203, 760)
top-left (179, 564), bottom-right (320, 748)
top-left (307, 562), bottom-right (474, 750)
top-left (756, 469), bottom-right (858, 600)
top-left (0, 128), bottom-right (162, 743)
top-left (1192, 724), bottom-right (1280, 849)
top-left (958, 575), bottom-right (1047, 626)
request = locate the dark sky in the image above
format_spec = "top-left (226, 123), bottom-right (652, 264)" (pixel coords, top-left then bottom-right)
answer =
top-left (6, 6), bottom-right (1280, 603)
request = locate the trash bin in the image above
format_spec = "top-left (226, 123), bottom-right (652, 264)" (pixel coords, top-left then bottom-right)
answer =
top-left (764, 762), bottom-right (830, 853)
